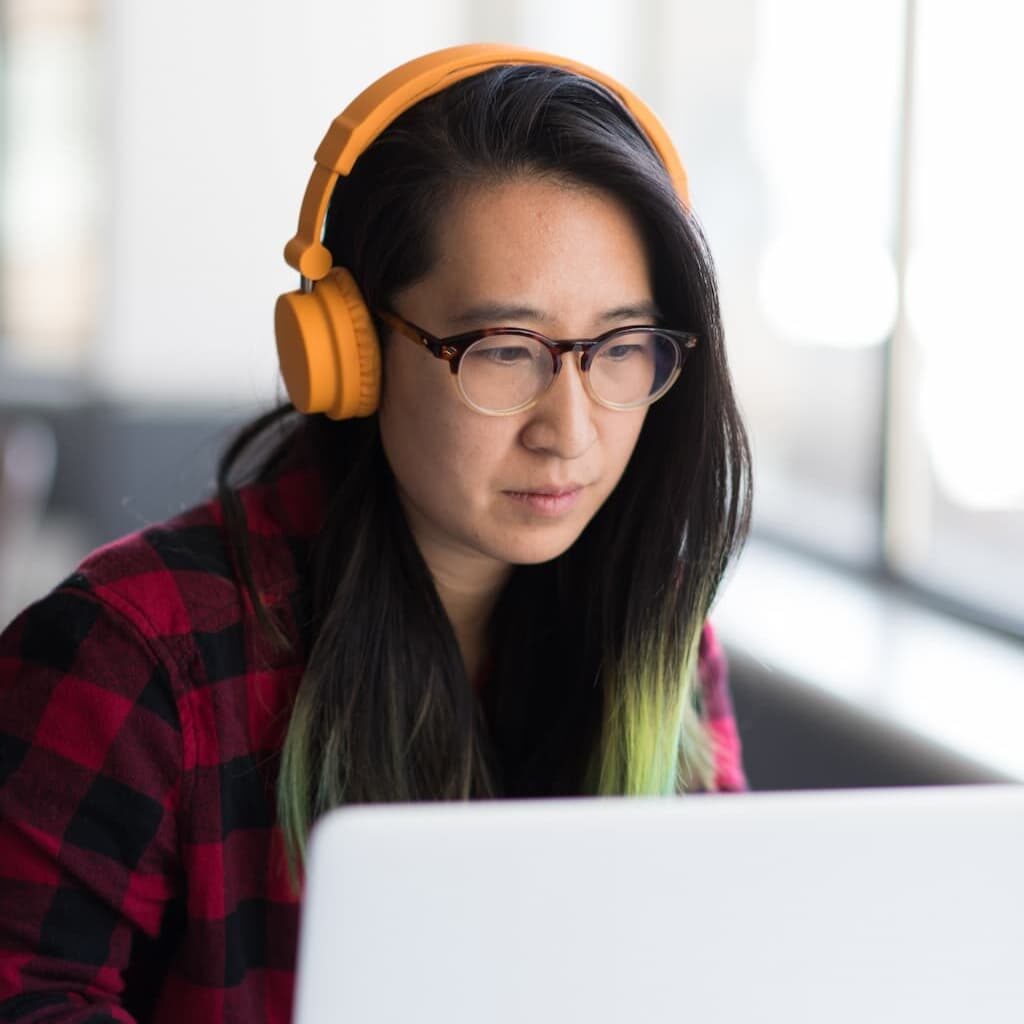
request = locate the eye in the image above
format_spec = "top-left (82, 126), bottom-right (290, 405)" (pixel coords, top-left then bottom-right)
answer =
top-left (484, 346), bottom-right (530, 364)
top-left (603, 343), bottom-right (645, 361)
top-left (467, 339), bottom-right (539, 366)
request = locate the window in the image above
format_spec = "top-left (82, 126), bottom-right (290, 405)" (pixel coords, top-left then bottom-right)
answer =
top-left (888, 0), bottom-right (1024, 633)
top-left (0, 0), bottom-right (101, 377)
top-left (642, 0), bottom-right (1024, 640)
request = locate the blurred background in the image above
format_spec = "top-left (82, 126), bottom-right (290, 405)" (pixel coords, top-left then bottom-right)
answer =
top-left (1, 0), bottom-right (1021, 788)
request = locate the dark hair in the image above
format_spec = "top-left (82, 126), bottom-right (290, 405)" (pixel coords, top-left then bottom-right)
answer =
top-left (217, 64), bottom-right (753, 869)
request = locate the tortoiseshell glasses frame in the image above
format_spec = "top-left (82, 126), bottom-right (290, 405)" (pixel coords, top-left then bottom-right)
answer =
top-left (376, 309), bottom-right (699, 416)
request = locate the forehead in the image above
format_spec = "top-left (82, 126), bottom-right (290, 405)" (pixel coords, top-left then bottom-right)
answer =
top-left (423, 176), bottom-right (654, 328)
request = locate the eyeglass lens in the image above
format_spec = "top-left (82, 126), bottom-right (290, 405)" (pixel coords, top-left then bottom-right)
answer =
top-left (458, 331), bottom-right (682, 413)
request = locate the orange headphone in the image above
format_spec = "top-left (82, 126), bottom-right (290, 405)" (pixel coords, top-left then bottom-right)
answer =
top-left (275, 43), bottom-right (690, 421)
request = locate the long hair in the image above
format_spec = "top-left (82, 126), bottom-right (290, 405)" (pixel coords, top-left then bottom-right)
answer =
top-left (217, 65), bottom-right (753, 870)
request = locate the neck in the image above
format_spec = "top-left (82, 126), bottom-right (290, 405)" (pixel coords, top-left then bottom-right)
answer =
top-left (395, 488), bottom-right (512, 683)
top-left (407, 536), bottom-right (510, 685)
top-left (429, 554), bottom-right (510, 685)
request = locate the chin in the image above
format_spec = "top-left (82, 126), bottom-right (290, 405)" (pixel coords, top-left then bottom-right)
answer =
top-left (490, 529), bottom-right (584, 566)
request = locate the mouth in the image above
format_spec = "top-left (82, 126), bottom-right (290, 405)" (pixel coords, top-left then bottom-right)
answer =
top-left (503, 486), bottom-right (585, 517)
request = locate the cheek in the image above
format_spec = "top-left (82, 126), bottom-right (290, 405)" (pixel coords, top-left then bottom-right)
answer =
top-left (378, 353), bottom-right (504, 503)
top-left (605, 410), bottom-right (648, 473)
top-left (380, 398), bottom-right (449, 503)
top-left (379, 343), bottom-right (446, 449)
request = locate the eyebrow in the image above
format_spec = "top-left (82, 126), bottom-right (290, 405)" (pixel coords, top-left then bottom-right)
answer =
top-left (447, 300), bottom-right (662, 329)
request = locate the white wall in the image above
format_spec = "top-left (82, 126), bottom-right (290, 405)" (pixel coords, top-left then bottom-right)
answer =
top-left (97, 0), bottom-right (471, 408)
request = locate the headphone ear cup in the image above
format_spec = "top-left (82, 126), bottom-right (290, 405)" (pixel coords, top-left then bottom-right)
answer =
top-left (275, 267), bottom-right (381, 419)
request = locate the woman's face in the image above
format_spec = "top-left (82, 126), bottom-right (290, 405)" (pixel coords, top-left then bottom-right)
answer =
top-left (378, 176), bottom-right (654, 575)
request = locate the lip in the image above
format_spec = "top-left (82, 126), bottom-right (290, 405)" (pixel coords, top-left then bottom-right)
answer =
top-left (503, 485), bottom-right (584, 517)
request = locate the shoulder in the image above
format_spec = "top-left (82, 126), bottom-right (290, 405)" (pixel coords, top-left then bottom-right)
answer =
top-left (697, 619), bottom-right (730, 717)
top-left (1, 466), bottom-right (322, 792)
top-left (71, 464), bottom-right (323, 647)
top-left (0, 501), bottom-right (238, 736)
top-left (696, 620), bottom-right (748, 792)
top-left (3, 464), bottom-right (323, 695)
top-left (71, 499), bottom-right (236, 641)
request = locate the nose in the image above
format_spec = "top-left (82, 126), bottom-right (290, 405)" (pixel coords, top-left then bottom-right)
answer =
top-left (519, 353), bottom-right (598, 459)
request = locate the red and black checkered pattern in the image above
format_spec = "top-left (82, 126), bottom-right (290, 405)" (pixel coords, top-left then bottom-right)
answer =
top-left (0, 463), bottom-right (745, 1022)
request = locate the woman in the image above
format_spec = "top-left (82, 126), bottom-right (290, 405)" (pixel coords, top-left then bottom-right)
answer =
top-left (0, 45), bottom-right (753, 1023)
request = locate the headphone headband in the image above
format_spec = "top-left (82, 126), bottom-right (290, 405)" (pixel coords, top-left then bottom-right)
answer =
top-left (283, 43), bottom-right (690, 281)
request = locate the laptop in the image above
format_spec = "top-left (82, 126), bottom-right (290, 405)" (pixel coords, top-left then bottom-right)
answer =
top-left (293, 784), bottom-right (1023, 1023)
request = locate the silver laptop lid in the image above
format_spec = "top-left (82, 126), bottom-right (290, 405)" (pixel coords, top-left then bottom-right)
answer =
top-left (294, 785), bottom-right (1023, 1024)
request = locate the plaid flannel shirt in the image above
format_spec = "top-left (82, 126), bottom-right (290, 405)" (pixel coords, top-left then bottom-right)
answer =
top-left (0, 462), bottom-right (746, 1023)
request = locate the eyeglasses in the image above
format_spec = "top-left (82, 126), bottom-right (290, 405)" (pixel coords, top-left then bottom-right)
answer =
top-left (376, 309), bottom-right (698, 416)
